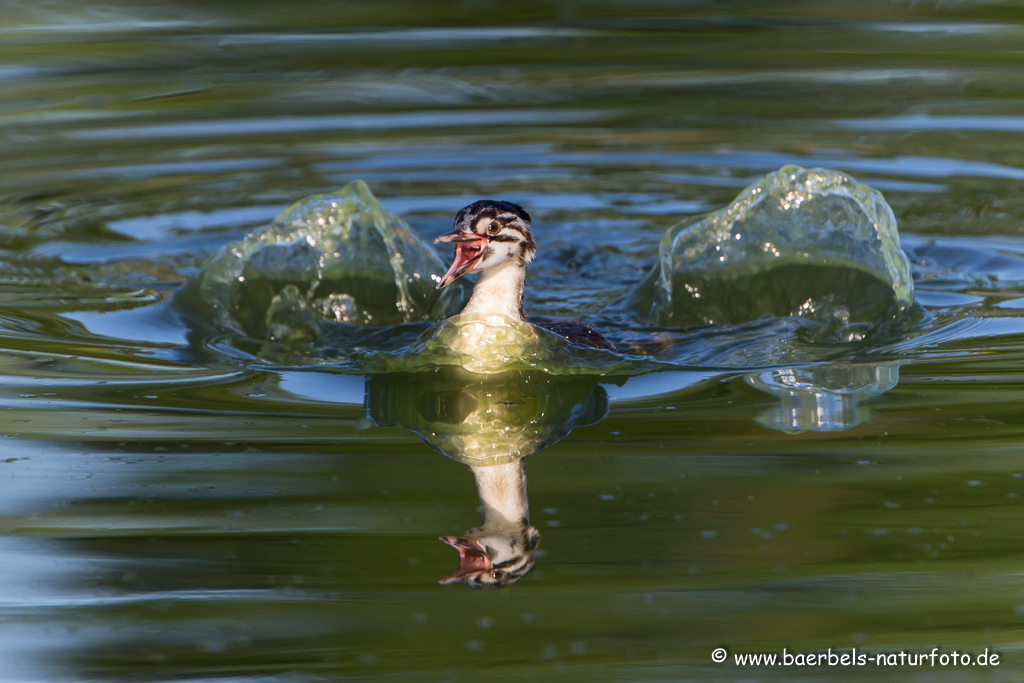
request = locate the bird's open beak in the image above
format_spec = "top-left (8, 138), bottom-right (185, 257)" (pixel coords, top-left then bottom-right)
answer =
top-left (434, 230), bottom-right (487, 289)
top-left (438, 536), bottom-right (492, 584)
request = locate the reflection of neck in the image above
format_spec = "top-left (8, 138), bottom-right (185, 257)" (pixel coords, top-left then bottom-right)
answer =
top-left (463, 260), bottom-right (527, 321)
top-left (470, 459), bottom-right (529, 529)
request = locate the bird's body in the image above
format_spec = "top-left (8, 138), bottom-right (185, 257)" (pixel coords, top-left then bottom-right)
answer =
top-left (435, 200), bottom-right (615, 351)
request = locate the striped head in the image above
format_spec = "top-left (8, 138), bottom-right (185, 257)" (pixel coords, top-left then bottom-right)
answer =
top-left (439, 526), bottom-right (541, 589)
top-left (434, 200), bottom-right (537, 288)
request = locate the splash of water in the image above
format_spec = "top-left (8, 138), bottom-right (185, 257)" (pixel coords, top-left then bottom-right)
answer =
top-left (175, 172), bottom-right (918, 384)
top-left (174, 180), bottom-right (469, 341)
top-left (621, 165), bottom-right (915, 339)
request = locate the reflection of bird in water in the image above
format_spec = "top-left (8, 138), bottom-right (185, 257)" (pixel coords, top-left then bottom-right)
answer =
top-left (366, 370), bottom-right (609, 589)
top-left (439, 458), bottom-right (539, 588)
top-left (434, 200), bottom-right (615, 351)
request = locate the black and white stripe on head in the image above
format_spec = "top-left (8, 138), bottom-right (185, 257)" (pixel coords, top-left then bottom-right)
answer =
top-left (453, 199), bottom-right (536, 264)
top-left (460, 526), bottom-right (540, 589)
top-left (454, 199), bottom-right (531, 232)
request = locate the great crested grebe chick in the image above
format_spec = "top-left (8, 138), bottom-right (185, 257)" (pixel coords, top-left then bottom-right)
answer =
top-left (434, 200), bottom-right (615, 351)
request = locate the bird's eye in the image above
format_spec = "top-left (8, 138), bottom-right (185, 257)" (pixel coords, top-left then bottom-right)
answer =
top-left (487, 221), bottom-right (501, 235)
top-left (490, 568), bottom-right (506, 580)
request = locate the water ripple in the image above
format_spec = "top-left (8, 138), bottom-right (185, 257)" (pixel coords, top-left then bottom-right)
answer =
top-left (67, 109), bottom-right (609, 140)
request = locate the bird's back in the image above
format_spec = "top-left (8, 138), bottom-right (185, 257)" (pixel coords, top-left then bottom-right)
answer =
top-left (537, 319), bottom-right (616, 351)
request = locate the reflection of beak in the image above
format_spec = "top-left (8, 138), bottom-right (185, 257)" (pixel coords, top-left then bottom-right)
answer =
top-left (434, 230), bottom-right (488, 289)
top-left (438, 536), bottom-right (492, 584)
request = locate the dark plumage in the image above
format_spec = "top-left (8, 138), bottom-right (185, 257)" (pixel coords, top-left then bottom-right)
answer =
top-left (538, 319), bottom-right (617, 351)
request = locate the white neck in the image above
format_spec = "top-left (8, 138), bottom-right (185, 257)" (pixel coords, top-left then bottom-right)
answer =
top-left (470, 459), bottom-right (529, 530)
top-left (462, 260), bottom-right (527, 321)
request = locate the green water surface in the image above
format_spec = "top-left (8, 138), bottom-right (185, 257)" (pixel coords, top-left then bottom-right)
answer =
top-left (2, 2), bottom-right (1024, 682)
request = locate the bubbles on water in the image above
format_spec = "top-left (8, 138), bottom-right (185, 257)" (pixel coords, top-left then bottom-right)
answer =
top-left (442, 314), bottom-right (537, 374)
top-left (349, 312), bottom-right (656, 377)
top-left (315, 293), bottom-right (360, 323)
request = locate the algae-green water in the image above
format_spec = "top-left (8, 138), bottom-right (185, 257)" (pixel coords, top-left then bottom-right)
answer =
top-left (664, 263), bottom-right (900, 326)
top-left (3, 2), bottom-right (1024, 682)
